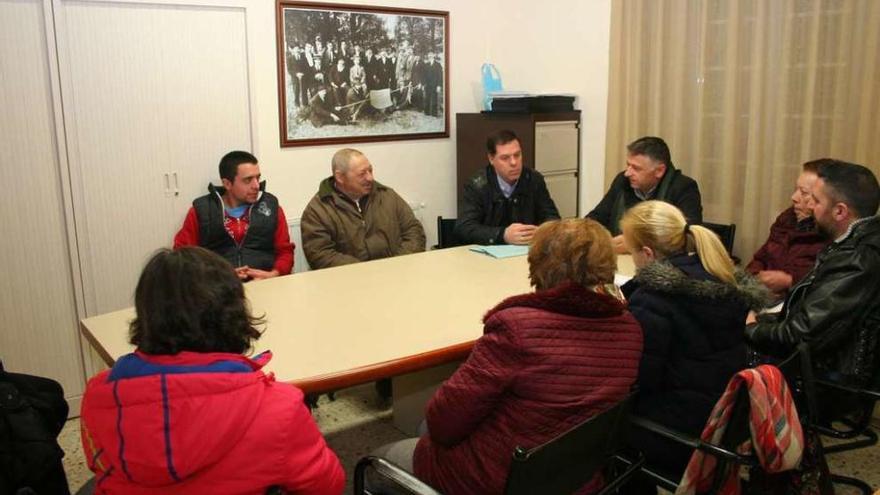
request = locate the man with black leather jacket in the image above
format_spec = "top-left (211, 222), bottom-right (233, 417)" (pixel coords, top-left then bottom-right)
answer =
top-left (454, 129), bottom-right (560, 245)
top-left (745, 160), bottom-right (880, 387)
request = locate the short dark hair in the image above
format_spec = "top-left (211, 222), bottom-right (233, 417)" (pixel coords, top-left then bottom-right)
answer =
top-left (130, 247), bottom-right (263, 355)
top-left (817, 160), bottom-right (880, 218)
top-left (219, 151), bottom-right (258, 182)
top-left (486, 129), bottom-right (520, 155)
top-left (802, 158), bottom-right (834, 174)
top-left (626, 136), bottom-right (671, 166)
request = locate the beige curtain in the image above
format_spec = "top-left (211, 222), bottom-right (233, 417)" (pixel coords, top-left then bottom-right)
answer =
top-left (606, 0), bottom-right (880, 259)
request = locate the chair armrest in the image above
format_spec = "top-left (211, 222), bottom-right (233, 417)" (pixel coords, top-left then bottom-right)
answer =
top-left (353, 456), bottom-right (442, 495)
top-left (815, 379), bottom-right (880, 401)
top-left (629, 415), bottom-right (757, 466)
top-left (597, 453), bottom-right (646, 495)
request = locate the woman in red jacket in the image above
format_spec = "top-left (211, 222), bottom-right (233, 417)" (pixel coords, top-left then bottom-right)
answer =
top-left (746, 159), bottom-right (831, 300)
top-left (377, 218), bottom-right (643, 494)
top-left (80, 247), bottom-right (344, 495)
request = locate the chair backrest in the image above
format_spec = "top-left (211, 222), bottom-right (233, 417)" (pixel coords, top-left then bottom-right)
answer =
top-left (776, 343), bottom-right (820, 420)
top-left (504, 393), bottom-right (635, 495)
top-left (702, 222), bottom-right (736, 256)
top-left (353, 456), bottom-right (442, 495)
top-left (436, 216), bottom-right (463, 249)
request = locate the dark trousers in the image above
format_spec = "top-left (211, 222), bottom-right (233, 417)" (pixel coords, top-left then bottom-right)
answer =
top-left (424, 87), bottom-right (439, 116)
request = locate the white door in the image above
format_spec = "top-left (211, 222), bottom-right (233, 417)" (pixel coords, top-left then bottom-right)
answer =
top-left (0, 0), bottom-right (84, 404)
top-left (55, 1), bottom-right (252, 317)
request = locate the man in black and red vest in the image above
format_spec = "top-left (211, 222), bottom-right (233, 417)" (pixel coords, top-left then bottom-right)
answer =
top-left (174, 151), bottom-right (294, 280)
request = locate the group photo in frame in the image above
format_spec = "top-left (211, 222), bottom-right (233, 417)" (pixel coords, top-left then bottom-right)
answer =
top-left (276, 1), bottom-right (449, 147)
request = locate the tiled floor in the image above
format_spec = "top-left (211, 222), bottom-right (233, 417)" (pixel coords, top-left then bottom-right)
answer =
top-left (63, 385), bottom-right (880, 493)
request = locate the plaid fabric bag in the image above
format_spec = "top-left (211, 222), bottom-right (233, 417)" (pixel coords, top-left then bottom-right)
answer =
top-left (675, 365), bottom-right (804, 495)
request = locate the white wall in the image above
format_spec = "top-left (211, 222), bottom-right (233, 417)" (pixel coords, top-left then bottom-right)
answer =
top-left (240, 0), bottom-right (611, 248)
top-left (2, 0), bottom-right (609, 407)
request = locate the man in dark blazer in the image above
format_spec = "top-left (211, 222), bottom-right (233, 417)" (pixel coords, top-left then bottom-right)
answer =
top-left (286, 45), bottom-right (309, 107)
top-left (587, 136), bottom-right (702, 252)
top-left (454, 129), bottom-right (560, 245)
top-left (421, 51), bottom-right (443, 117)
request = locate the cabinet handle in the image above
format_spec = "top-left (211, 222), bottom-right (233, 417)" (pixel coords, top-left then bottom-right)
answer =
top-left (172, 171), bottom-right (180, 197)
top-left (164, 172), bottom-right (171, 197)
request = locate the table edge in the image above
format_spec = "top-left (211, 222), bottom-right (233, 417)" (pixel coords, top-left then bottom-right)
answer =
top-left (80, 320), bottom-right (117, 369)
top-left (289, 340), bottom-right (475, 394)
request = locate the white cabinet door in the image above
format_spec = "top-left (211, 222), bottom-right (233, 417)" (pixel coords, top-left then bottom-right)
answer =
top-left (56, 2), bottom-right (252, 316)
top-left (544, 172), bottom-right (579, 218)
top-left (535, 121), bottom-right (579, 173)
top-left (0, 0), bottom-right (83, 401)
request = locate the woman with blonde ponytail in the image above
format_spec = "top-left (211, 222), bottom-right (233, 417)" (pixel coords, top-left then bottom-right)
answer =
top-left (618, 201), bottom-right (768, 492)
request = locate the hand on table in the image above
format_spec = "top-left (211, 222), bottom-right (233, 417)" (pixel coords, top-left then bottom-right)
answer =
top-left (245, 268), bottom-right (280, 280)
top-left (504, 223), bottom-right (537, 245)
top-left (235, 266), bottom-right (251, 280)
top-left (757, 270), bottom-right (793, 293)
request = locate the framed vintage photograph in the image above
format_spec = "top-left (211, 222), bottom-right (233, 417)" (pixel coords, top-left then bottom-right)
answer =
top-left (276, 1), bottom-right (449, 147)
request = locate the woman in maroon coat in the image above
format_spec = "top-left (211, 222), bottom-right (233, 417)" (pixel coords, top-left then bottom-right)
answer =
top-left (747, 159), bottom-right (831, 299)
top-left (405, 219), bottom-right (643, 494)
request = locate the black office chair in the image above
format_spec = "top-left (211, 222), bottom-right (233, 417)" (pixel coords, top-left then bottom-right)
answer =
top-left (434, 216), bottom-right (464, 249)
top-left (353, 456), bottom-right (441, 495)
top-left (778, 342), bottom-right (879, 495)
top-left (813, 379), bottom-right (879, 454)
top-left (505, 393), bottom-right (644, 495)
top-left (354, 394), bottom-right (644, 495)
top-left (811, 305), bottom-right (880, 457)
top-left (627, 386), bottom-right (757, 493)
top-left (702, 221), bottom-right (737, 257)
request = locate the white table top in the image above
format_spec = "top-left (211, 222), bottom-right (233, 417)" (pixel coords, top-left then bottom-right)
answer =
top-left (81, 246), bottom-right (635, 393)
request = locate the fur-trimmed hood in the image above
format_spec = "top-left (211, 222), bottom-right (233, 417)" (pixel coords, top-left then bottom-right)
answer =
top-left (629, 256), bottom-right (771, 311)
top-left (484, 281), bottom-right (626, 322)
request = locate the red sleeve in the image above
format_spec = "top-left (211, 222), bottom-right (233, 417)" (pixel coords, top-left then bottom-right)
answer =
top-left (424, 316), bottom-right (519, 446)
top-left (273, 207), bottom-right (295, 275)
top-left (173, 207), bottom-right (200, 248)
top-left (781, 240), bottom-right (828, 285)
top-left (745, 252), bottom-right (766, 275)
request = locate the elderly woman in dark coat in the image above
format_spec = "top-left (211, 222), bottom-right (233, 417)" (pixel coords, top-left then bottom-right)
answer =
top-left (372, 218), bottom-right (643, 495)
top-left (619, 201), bottom-right (768, 486)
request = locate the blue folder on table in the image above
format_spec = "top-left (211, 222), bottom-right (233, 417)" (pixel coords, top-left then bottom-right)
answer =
top-left (469, 245), bottom-right (529, 259)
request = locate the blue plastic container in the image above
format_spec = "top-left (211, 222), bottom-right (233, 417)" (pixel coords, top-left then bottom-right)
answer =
top-left (481, 63), bottom-right (503, 111)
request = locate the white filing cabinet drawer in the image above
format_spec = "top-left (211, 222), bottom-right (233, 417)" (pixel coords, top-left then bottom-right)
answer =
top-left (543, 172), bottom-right (579, 218)
top-left (535, 121), bottom-right (579, 173)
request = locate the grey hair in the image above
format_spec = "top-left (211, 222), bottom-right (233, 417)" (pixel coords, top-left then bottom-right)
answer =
top-left (331, 148), bottom-right (363, 174)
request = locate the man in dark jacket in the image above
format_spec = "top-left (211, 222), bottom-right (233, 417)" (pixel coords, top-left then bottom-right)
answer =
top-left (587, 136), bottom-right (702, 251)
top-left (454, 129), bottom-right (561, 245)
top-left (286, 45), bottom-right (308, 107)
top-left (308, 85), bottom-right (343, 127)
top-left (174, 151), bottom-right (294, 280)
top-left (746, 160), bottom-right (880, 387)
top-left (420, 52), bottom-right (443, 117)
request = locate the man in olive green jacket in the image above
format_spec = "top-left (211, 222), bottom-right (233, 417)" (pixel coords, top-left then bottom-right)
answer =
top-left (301, 148), bottom-right (427, 269)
